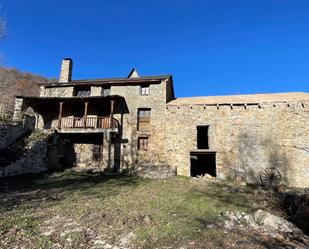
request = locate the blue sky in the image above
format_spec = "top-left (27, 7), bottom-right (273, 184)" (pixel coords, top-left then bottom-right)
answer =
top-left (1, 0), bottom-right (309, 97)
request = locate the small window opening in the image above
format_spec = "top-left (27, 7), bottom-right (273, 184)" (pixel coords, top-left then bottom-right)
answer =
top-left (74, 86), bottom-right (91, 97)
top-left (137, 108), bottom-right (151, 130)
top-left (138, 137), bottom-right (148, 151)
top-left (101, 86), bottom-right (111, 97)
top-left (197, 126), bottom-right (209, 149)
top-left (140, 85), bottom-right (150, 95)
top-left (190, 153), bottom-right (216, 177)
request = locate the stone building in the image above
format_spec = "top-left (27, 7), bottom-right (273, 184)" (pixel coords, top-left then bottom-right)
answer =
top-left (10, 58), bottom-right (309, 187)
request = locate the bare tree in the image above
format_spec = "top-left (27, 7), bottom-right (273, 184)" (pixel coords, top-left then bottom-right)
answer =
top-left (0, 68), bottom-right (49, 120)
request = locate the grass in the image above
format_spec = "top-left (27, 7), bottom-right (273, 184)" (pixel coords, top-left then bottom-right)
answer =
top-left (0, 172), bottom-right (275, 249)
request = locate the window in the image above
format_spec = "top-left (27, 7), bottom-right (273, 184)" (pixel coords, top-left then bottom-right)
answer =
top-left (101, 86), bottom-right (111, 97)
top-left (197, 126), bottom-right (209, 149)
top-left (137, 108), bottom-right (151, 130)
top-left (74, 86), bottom-right (91, 97)
top-left (138, 137), bottom-right (148, 151)
top-left (140, 85), bottom-right (150, 95)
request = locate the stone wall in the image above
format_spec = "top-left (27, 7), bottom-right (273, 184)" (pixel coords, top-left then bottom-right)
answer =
top-left (2, 131), bottom-right (50, 177)
top-left (13, 77), bottom-right (309, 186)
top-left (44, 86), bottom-right (74, 97)
top-left (0, 122), bottom-right (26, 151)
top-left (111, 80), bottom-right (170, 169)
top-left (12, 98), bottom-right (24, 122)
top-left (74, 143), bottom-right (94, 165)
top-left (91, 86), bottom-right (102, 96)
top-left (59, 58), bottom-right (73, 83)
top-left (165, 101), bottom-right (309, 188)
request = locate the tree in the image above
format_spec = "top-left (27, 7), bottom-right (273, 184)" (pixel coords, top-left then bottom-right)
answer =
top-left (0, 67), bottom-right (49, 119)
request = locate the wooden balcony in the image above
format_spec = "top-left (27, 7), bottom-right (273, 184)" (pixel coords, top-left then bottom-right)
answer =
top-left (58, 116), bottom-right (119, 133)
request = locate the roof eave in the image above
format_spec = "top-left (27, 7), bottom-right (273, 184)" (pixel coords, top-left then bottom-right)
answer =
top-left (39, 75), bottom-right (172, 87)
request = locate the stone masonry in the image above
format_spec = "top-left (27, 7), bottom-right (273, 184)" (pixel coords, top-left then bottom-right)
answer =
top-left (9, 58), bottom-right (309, 187)
top-left (59, 58), bottom-right (73, 83)
top-left (166, 100), bottom-right (309, 188)
top-left (2, 131), bottom-right (50, 177)
top-left (0, 122), bottom-right (27, 151)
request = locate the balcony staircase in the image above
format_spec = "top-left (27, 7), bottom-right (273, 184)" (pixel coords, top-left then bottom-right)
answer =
top-left (0, 131), bottom-right (32, 176)
top-left (0, 130), bottom-right (51, 177)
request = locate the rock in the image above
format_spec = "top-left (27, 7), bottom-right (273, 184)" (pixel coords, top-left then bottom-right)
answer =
top-left (203, 173), bottom-right (213, 179)
top-left (66, 237), bottom-right (72, 243)
top-left (188, 241), bottom-right (195, 246)
top-left (143, 215), bottom-right (152, 227)
top-left (103, 244), bottom-right (112, 249)
top-left (243, 214), bottom-right (259, 230)
top-left (253, 189), bottom-right (259, 196)
top-left (275, 234), bottom-right (285, 241)
top-left (224, 220), bottom-right (235, 230)
top-left (51, 243), bottom-right (62, 249)
top-left (253, 209), bottom-right (302, 234)
top-left (135, 164), bottom-right (176, 179)
top-left (93, 240), bottom-right (106, 245)
top-left (216, 172), bottom-right (225, 180)
top-left (41, 229), bottom-right (55, 236)
top-left (118, 232), bottom-right (135, 248)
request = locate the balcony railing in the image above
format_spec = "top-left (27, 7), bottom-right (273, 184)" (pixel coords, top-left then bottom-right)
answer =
top-left (60, 116), bottom-right (118, 130)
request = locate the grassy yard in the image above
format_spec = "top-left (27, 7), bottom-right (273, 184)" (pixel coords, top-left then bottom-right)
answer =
top-left (0, 172), bottom-right (281, 249)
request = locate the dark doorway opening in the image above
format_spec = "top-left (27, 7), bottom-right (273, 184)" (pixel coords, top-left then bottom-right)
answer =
top-left (197, 126), bottom-right (209, 149)
top-left (190, 152), bottom-right (216, 177)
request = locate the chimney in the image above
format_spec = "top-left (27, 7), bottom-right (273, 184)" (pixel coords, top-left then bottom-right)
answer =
top-left (59, 58), bottom-right (73, 82)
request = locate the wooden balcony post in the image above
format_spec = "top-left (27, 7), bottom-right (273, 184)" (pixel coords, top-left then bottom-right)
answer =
top-left (58, 101), bottom-right (64, 129)
top-left (110, 100), bottom-right (115, 128)
top-left (84, 101), bottom-right (88, 128)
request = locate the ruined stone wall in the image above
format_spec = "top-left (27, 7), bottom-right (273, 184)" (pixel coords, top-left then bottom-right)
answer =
top-left (165, 101), bottom-right (309, 188)
top-left (0, 123), bottom-right (26, 151)
top-left (2, 131), bottom-right (50, 177)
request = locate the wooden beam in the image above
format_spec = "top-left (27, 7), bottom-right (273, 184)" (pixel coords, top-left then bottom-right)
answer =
top-left (110, 100), bottom-right (115, 128)
top-left (84, 101), bottom-right (88, 128)
top-left (58, 102), bottom-right (64, 129)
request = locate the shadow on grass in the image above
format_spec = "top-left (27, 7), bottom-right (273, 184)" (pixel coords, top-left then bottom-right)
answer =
top-left (0, 171), bottom-right (141, 211)
top-left (188, 182), bottom-right (255, 211)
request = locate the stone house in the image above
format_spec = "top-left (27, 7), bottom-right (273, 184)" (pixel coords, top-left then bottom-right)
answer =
top-left (10, 58), bottom-right (309, 187)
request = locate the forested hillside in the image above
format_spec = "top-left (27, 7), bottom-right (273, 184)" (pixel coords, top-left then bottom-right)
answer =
top-left (0, 67), bottom-right (51, 119)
